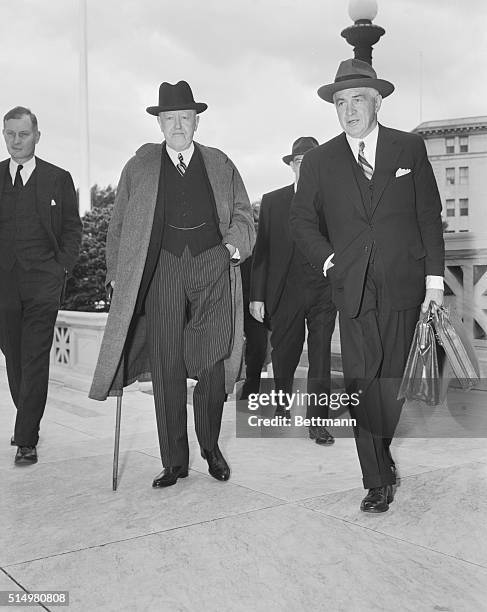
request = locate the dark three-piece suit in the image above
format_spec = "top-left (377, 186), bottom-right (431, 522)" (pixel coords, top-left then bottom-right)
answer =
top-left (0, 157), bottom-right (82, 447)
top-left (290, 125), bottom-right (444, 488)
top-left (251, 183), bottom-right (337, 417)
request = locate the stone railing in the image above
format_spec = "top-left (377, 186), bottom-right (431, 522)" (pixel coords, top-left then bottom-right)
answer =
top-left (50, 310), bottom-right (108, 391)
top-left (443, 232), bottom-right (487, 375)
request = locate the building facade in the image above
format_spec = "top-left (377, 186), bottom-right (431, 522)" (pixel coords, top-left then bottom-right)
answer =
top-left (413, 116), bottom-right (487, 235)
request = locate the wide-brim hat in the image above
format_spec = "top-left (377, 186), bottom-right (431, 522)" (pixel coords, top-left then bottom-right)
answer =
top-left (146, 80), bottom-right (207, 115)
top-left (317, 58), bottom-right (394, 103)
top-left (283, 136), bottom-right (319, 165)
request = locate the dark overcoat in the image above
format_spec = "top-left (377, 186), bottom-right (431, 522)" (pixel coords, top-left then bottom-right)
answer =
top-left (89, 142), bottom-right (255, 400)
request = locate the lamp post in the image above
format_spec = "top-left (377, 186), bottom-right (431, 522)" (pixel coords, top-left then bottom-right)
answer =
top-left (341, 0), bottom-right (385, 65)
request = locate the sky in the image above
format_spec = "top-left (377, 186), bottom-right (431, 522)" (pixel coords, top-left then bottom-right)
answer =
top-left (1, 0), bottom-right (486, 213)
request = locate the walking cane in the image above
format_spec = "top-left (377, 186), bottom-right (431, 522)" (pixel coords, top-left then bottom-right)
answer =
top-left (112, 394), bottom-right (123, 491)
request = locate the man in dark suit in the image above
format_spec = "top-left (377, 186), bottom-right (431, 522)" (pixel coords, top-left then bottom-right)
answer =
top-left (238, 200), bottom-right (269, 401)
top-left (0, 106), bottom-right (82, 465)
top-left (290, 60), bottom-right (444, 512)
top-left (250, 137), bottom-right (337, 445)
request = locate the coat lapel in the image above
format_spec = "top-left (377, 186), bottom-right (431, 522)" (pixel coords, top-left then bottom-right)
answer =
top-left (34, 157), bottom-right (57, 238)
top-left (197, 142), bottom-right (232, 227)
top-left (0, 159), bottom-right (9, 196)
top-left (370, 125), bottom-right (402, 217)
top-left (139, 144), bottom-right (163, 225)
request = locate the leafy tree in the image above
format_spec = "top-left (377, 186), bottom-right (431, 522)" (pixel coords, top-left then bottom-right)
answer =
top-left (62, 185), bottom-right (115, 311)
top-left (91, 183), bottom-right (116, 209)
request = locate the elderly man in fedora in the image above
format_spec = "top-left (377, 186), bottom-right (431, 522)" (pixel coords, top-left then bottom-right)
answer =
top-left (290, 59), bottom-right (444, 512)
top-left (250, 137), bottom-right (337, 444)
top-left (90, 81), bottom-right (255, 488)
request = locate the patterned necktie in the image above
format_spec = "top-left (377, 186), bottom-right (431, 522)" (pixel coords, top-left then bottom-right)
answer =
top-left (176, 152), bottom-right (187, 176)
top-left (14, 164), bottom-right (24, 189)
top-left (358, 141), bottom-right (373, 180)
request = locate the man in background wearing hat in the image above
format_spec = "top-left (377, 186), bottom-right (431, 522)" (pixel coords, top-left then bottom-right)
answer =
top-left (290, 60), bottom-right (444, 512)
top-left (90, 81), bottom-right (255, 488)
top-left (250, 137), bottom-right (337, 445)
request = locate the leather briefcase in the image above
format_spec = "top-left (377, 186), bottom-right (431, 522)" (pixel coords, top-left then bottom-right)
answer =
top-left (432, 305), bottom-right (480, 390)
top-left (397, 308), bottom-right (441, 406)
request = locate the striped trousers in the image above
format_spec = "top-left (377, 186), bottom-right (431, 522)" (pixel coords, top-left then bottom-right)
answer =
top-left (145, 245), bottom-right (232, 467)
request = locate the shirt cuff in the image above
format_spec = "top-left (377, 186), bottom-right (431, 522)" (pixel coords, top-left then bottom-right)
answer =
top-left (226, 244), bottom-right (240, 263)
top-left (323, 253), bottom-right (335, 277)
top-left (426, 275), bottom-right (444, 290)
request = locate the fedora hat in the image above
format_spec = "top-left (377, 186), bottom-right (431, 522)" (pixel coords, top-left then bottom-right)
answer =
top-left (146, 80), bottom-right (207, 115)
top-left (317, 58), bottom-right (394, 103)
top-left (283, 136), bottom-right (319, 165)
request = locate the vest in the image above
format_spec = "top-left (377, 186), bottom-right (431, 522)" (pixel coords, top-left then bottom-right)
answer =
top-left (0, 167), bottom-right (53, 271)
top-left (352, 159), bottom-right (377, 261)
top-left (134, 146), bottom-right (221, 314)
top-left (161, 149), bottom-right (220, 257)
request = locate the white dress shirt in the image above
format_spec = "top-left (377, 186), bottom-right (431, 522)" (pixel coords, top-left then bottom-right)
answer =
top-left (9, 156), bottom-right (36, 186)
top-left (165, 142), bottom-right (195, 167)
top-left (323, 124), bottom-right (443, 291)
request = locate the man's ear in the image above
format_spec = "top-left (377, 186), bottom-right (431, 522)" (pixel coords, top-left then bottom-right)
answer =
top-left (375, 94), bottom-right (382, 114)
top-left (194, 114), bottom-right (200, 132)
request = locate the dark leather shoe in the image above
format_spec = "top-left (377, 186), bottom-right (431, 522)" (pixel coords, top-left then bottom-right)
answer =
top-left (360, 486), bottom-right (393, 513)
top-left (152, 466), bottom-right (188, 488)
top-left (274, 406), bottom-right (291, 420)
top-left (14, 446), bottom-right (38, 466)
top-left (201, 445), bottom-right (230, 481)
top-left (309, 426), bottom-right (335, 445)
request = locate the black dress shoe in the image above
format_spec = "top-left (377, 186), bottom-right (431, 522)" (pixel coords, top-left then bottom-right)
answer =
top-left (274, 406), bottom-right (291, 420)
top-left (309, 426), bottom-right (335, 445)
top-left (152, 466), bottom-right (188, 488)
top-left (360, 485), bottom-right (394, 513)
top-left (201, 445), bottom-right (230, 481)
top-left (14, 446), bottom-right (38, 466)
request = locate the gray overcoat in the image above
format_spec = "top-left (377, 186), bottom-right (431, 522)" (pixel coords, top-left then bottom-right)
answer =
top-left (89, 142), bottom-right (255, 401)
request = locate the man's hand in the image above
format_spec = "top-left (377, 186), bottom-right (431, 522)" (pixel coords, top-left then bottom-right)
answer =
top-left (249, 301), bottom-right (265, 323)
top-left (421, 288), bottom-right (444, 313)
top-left (225, 243), bottom-right (237, 258)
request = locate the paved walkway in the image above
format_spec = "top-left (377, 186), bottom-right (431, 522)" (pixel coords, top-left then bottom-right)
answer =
top-left (1, 373), bottom-right (486, 611)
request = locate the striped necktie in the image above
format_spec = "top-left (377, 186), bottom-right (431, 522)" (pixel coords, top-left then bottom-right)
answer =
top-left (177, 152), bottom-right (187, 176)
top-left (358, 141), bottom-right (373, 180)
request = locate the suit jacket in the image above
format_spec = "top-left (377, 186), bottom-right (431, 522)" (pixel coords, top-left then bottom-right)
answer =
top-left (90, 141), bottom-right (255, 400)
top-left (0, 156), bottom-right (82, 273)
top-left (251, 183), bottom-right (329, 318)
top-left (289, 125), bottom-right (445, 317)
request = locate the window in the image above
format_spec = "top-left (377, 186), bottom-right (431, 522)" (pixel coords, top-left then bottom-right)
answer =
top-left (446, 199), bottom-right (455, 217)
top-left (446, 168), bottom-right (455, 185)
top-left (459, 198), bottom-right (469, 216)
top-left (445, 137), bottom-right (455, 154)
top-left (459, 166), bottom-right (469, 185)
top-left (459, 136), bottom-right (469, 153)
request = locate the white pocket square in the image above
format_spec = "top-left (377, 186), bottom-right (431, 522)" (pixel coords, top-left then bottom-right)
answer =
top-left (395, 168), bottom-right (411, 178)
top-left (51, 199), bottom-right (57, 206)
